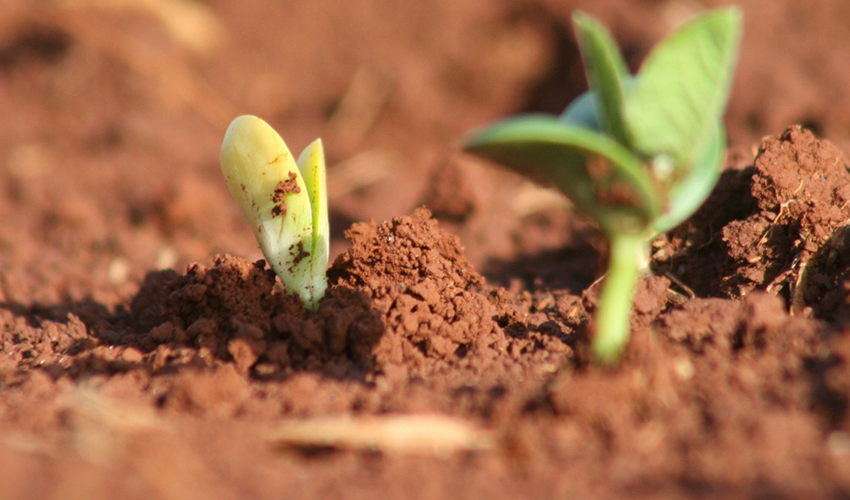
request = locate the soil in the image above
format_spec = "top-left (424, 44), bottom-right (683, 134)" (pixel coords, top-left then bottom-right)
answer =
top-left (3, 1), bottom-right (850, 499)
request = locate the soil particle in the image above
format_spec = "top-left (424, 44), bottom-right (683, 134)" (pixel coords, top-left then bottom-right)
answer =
top-left (289, 241), bottom-right (310, 270)
top-left (271, 171), bottom-right (301, 218)
top-left (800, 226), bottom-right (850, 322)
top-left (227, 336), bottom-right (265, 376)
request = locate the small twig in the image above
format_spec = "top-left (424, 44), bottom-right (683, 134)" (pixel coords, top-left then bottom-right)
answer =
top-left (755, 178), bottom-right (804, 248)
top-left (764, 250), bottom-right (803, 295)
top-left (664, 271), bottom-right (696, 299)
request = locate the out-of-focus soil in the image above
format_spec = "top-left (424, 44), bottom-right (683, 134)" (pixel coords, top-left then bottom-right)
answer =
top-left (3, 1), bottom-right (850, 499)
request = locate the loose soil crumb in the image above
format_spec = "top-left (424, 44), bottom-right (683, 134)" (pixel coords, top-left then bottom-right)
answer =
top-left (271, 171), bottom-right (301, 218)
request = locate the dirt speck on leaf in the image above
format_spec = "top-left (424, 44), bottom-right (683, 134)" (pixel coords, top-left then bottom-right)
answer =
top-left (271, 171), bottom-right (301, 218)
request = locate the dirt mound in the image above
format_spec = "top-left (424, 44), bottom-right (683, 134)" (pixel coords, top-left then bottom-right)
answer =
top-left (657, 126), bottom-right (850, 304)
top-left (331, 208), bottom-right (505, 365)
top-left (725, 126), bottom-right (850, 296)
top-left (136, 254), bottom-right (380, 376)
top-left (122, 209), bottom-right (572, 385)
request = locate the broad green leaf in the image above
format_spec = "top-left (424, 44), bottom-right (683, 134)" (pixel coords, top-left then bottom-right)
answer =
top-left (465, 115), bottom-right (660, 235)
top-left (220, 115), bottom-right (320, 309)
top-left (624, 8), bottom-right (742, 168)
top-left (572, 12), bottom-right (631, 145)
top-left (652, 122), bottom-right (724, 235)
top-left (296, 138), bottom-right (330, 300)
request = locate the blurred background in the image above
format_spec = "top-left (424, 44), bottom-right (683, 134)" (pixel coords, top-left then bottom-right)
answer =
top-left (1, 0), bottom-right (849, 308)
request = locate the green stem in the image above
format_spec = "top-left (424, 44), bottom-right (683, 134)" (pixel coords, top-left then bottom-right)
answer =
top-left (593, 233), bottom-right (647, 365)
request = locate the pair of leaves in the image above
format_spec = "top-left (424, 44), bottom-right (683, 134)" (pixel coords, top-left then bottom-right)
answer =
top-left (574, 9), bottom-right (740, 169)
top-left (465, 8), bottom-right (742, 237)
top-left (220, 115), bottom-right (329, 310)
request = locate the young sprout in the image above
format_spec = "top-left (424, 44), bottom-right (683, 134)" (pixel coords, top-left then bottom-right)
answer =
top-left (464, 8), bottom-right (742, 364)
top-left (220, 115), bottom-right (329, 311)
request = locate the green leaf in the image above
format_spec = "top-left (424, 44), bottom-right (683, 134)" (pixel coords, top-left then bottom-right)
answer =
top-left (465, 115), bottom-right (660, 235)
top-left (571, 12), bottom-right (631, 145)
top-left (296, 138), bottom-right (330, 301)
top-left (624, 7), bottom-right (742, 168)
top-left (652, 122), bottom-right (725, 235)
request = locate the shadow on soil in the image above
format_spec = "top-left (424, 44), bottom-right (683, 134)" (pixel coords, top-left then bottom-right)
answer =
top-left (0, 262), bottom-right (387, 385)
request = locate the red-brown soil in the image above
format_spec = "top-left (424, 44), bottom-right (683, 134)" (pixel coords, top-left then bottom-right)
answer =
top-left (3, 1), bottom-right (850, 499)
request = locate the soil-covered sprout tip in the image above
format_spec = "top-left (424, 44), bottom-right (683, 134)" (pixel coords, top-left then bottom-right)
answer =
top-left (464, 8), bottom-right (742, 364)
top-left (220, 115), bottom-right (329, 311)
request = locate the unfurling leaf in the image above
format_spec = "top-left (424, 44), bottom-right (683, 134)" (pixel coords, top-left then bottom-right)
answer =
top-left (572, 12), bottom-right (631, 144)
top-left (220, 115), bottom-right (328, 310)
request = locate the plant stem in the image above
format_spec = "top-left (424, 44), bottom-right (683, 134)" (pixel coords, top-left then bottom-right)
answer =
top-left (593, 233), bottom-right (647, 365)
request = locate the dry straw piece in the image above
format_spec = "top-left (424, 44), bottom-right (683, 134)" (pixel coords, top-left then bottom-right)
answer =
top-left (268, 414), bottom-right (495, 456)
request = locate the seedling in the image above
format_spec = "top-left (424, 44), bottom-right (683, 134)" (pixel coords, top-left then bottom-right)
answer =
top-left (464, 9), bottom-right (742, 364)
top-left (220, 115), bottom-right (329, 311)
